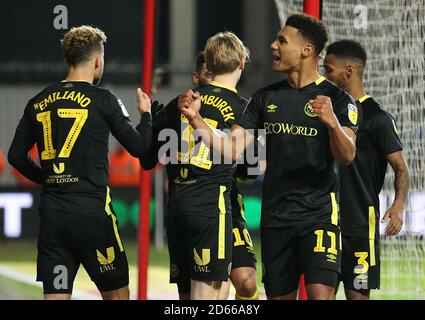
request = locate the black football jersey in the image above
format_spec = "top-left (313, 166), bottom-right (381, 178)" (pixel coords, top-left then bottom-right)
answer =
top-left (148, 81), bottom-right (248, 216)
top-left (236, 76), bottom-right (358, 228)
top-left (9, 80), bottom-right (151, 215)
top-left (339, 95), bottom-right (403, 237)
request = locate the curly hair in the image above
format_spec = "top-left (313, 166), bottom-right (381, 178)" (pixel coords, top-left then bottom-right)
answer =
top-left (195, 51), bottom-right (206, 74)
top-left (61, 25), bottom-right (107, 66)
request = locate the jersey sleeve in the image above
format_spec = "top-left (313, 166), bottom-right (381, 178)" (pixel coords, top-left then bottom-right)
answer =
top-left (370, 111), bottom-right (403, 155)
top-left (105, 91), bottom-right (152, 158)
top-left (234, 137), bottom-right (264, 179)
top-left (8, 100), bottom-right (43, 184)
top-left (234, 92), bottom-right (264, 130)
top-left (139, 130), bottom-right (161, 170)
top-left (332, 92), bottom-right (359, 134)
top-left (224, 96), bottom-right (248, 128)
top-left (152, 97), bottom-right (178, 131)
top-left (139, 98), bottom-right (177, 169)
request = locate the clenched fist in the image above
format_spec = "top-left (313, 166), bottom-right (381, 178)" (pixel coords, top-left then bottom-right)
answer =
top-left (178, 89), bottom-right (201, 122)
top-left (309, 95), bottom-right (338, 129)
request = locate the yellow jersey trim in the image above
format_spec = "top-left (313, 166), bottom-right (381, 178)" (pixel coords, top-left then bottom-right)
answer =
top-left (315, 76), bottom-right (326, 85)
top-left (61, 80), bottom-right (91, 83)
top-left (368, 206), bottom-right (376, 266)
top-left (330, 192), bottom-right (338, 226)
top-left (105, 186), bottom-right (124, 252)
top-left (210, 81), bottom-right (237, 93)
top-left (218, 185), bottom-right (227, 259)
top-left (358, 95), bottom-right (371, 103)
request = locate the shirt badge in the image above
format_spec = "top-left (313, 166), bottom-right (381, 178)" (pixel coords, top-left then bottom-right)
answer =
top-left (348, 103), bottom-right (358, 125)
top-left (304, 102), bottom-right (317, 118)
top-left (266, 104), bottom-right (278, 113)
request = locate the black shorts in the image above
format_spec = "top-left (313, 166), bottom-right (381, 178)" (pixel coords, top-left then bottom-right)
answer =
top-left (37, 196), bottom-right (129, 294)
top-left (167, 188), bottom-right (233, 294)
top-left (261, 224), bottom-right (341, 297)
top-left (231, 193), bottom-right (256, 270)
top-left (341, 235), bottom-right (380, 290)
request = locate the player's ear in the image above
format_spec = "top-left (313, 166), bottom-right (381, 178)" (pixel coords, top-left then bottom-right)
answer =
top-left (94, 54), bottom-right (102, 69)
top-left (192, 72), bottom-right (199, 86)
top-left (239, 58), bottom-right (245, 70)
top-left (345, 64), bottom-right (354, 79)
top-left (301, 43), bottom-right (314, 58)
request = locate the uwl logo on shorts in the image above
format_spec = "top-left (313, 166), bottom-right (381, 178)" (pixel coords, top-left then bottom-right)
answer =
top-left (97, 247), bottom-right (116, 273)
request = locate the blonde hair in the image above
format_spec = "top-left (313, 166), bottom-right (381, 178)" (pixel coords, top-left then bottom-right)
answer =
top-left (204, 31), bottom-right (250, 75)
top-left (61, 25), bottom-right (107, 66)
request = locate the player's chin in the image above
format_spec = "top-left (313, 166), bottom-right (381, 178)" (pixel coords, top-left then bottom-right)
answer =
top-left (272, 62), bottom-right (287, 73)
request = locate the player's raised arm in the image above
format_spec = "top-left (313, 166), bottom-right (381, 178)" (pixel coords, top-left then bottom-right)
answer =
top-left (138, 96), bottom-right (179, 170)
top-left (108, 88), bottom-right (152, 158)
top-left (178, 89), bottom-right (253, 162)
top-left (136, 88), bottom-right (152, 114)
top-left (310, 95), bottom-right (356, 166)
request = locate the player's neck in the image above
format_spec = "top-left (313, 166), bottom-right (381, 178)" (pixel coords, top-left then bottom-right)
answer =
top-left (346, 79), bottom-right (366, 101)
top-left (287, 61), bottom-right (321, 89)
top-left (212, 70), bottom-right (240, 91)
top-left (65, 67), bottom-right (94, 84)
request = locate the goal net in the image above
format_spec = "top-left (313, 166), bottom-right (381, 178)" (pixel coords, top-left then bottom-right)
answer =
top-left (274, 0), bottom-right (425, 299)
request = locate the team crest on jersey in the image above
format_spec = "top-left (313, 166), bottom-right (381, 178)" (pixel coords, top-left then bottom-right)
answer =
top-left (266, 104), bottom-right (278, 112)
top-left (304, 102), bottom-right (317, 118)
top-left (348, 103), bottom-right (358, 125)
top-left (212, 87), bottom-right (221, 93)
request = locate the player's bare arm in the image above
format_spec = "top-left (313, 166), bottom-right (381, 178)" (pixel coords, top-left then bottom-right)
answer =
top-left (310, 95), bottom-right (356, 166)
top-left (178, 89), bottom-right (254, 161)
top-left (381, 150), bottom-right (410, 236)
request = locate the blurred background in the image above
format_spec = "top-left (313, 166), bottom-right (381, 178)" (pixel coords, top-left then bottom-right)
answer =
top-left (0, 0), bottom-right (424, 299)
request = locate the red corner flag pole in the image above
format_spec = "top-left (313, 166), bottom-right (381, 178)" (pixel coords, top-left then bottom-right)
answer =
top-left (299, 0), bottom-right (322, 301)
top-left (304, 0), bottom-right (321, 18)
top-left (138, 0), bottom-right (156, 300)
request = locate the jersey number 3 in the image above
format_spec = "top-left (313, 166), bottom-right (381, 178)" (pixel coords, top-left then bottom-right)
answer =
top-left (36, 109), bottom-right (88, 160)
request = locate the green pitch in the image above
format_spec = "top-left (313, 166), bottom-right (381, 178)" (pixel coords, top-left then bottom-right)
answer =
top-left (0, 239), bottom-right (423, 299)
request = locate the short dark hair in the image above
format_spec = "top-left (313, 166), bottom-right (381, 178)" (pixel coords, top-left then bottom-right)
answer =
top-left (61, 25), bottom-right (107, 66)
top-left (326, 40), bottom-right (367, 66)
top-left (285, 13), bottom-right (328, 57)
top-left (195, 51), bottom-right (206, 73)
